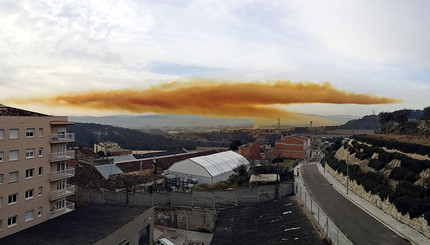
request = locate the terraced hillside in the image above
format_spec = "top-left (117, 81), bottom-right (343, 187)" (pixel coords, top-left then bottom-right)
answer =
top-left (323, 135), bottom-right (430, 237)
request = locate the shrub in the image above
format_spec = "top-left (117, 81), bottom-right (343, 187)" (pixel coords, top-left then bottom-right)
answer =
top-left (378, 152), bottom-right (394, 163)
top-left (376, 186), bottom-right (394, 200)
top-left (368, 159), bottom-right (386, 171)
top-left (393, 195), bottom-right (413, 215)
top-left (395, 182), bottom-right (425, 199)
top-left (425, 209), bottom-right (430, 224)
top-left (355, 151), bottom-right (371, 160)
top-left (409, 199), bottom-right (430, 219)
top-left (401, 157), bottom-right (430, 174)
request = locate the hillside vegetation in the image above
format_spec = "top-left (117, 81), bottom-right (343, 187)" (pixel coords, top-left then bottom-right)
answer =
top-left (324, 135), bottom-right (430, 224)
top-left (68, 123), bottom-right (198, 150)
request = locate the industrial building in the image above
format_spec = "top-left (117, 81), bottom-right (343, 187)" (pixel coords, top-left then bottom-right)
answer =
top-left (165, 151), bottom-right (249, 186)
top-left (0, 105), bottom-right (75, 238)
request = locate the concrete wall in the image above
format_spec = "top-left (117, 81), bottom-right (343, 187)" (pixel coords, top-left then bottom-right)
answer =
top-left (73, 183), bottom-right (294, 209)
top-left (154, 206), bottom-right (216, 231)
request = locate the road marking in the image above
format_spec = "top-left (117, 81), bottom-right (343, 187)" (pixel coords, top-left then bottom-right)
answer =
top-left (285, 227), bottom-right (300, 231)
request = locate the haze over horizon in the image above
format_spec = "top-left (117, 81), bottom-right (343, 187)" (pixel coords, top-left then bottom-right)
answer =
top-left (1, 0), bottom-right (428, 123)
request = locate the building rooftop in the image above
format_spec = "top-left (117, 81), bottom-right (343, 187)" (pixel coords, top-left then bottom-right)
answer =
top-left (0, 204), bottom-right (152, 245)
top-left (211, 197), bottom-right (325, 244)
top-left (108, 155), bottom-right (137, 164)
top-left (0, 104), bottom-right (49, 117)
top-left (95, 164), bottom-right (124, 179)
top-left (249, 174), bottom-right (279, 184)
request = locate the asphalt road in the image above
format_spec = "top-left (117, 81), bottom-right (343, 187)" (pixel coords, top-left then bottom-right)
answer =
top-left (301, 163), bottom-right (410, 245)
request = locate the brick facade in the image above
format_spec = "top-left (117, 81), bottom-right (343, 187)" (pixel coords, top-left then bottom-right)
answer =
top-left (274, 135), bottom-right (311, 160)
top-left (238, 141), bottom-right (261, 160)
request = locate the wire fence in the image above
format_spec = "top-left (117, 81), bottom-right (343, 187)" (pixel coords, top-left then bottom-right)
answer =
top-left (296, 179), bottom-right (353, 245)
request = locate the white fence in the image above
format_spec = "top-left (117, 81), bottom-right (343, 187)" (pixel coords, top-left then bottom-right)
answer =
top-left (295, 180), bottom-right (352, 245)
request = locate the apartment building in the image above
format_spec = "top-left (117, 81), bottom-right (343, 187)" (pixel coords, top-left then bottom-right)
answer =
top-left (0, 105), bottom-right (75, 238)
top-left (274, 135), bottom-right (311, 160)
top-left (238, 141), bottom-right (261, 161)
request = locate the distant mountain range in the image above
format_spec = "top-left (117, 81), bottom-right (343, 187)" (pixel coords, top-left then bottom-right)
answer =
top-left (69, 114), bottom-right (359, 129)
top-left (69, 114), bottom-right (253, 129)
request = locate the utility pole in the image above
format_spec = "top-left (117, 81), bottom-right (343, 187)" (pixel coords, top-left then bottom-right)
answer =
top-left (275, 152), bottom-right (280, 200)
top-left (277, 116), bottom-right (281, 138)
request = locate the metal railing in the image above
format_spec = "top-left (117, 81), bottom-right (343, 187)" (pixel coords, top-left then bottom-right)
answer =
top-left (51, 133), bottom-right (75, 142)
top-left (49, 184), bottom-right (75, 201)
top-left (50, 150), bottom-right (75, 161)
top-left (49, 168), bottom-right (75, 181)
top-left (296, 179), bottom-right (352, 245)
top-left (49, 201), bottom-right (75, 219)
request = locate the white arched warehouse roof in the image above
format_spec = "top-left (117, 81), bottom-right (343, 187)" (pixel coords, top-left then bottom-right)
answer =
top-left (168, 151), bottom-right (249, 179)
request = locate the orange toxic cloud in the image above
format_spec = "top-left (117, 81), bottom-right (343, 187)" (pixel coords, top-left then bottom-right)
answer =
top-left (6, 80), bottom-right (400, 124)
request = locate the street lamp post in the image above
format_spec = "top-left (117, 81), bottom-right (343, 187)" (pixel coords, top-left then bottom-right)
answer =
top-left (346, 153), bottom-right (349, 194)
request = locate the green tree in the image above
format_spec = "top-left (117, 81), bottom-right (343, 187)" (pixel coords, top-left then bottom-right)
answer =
top-left (422, 106), bottom-right (430, 120)
top-left (229, 139), bottom-right (242, 150)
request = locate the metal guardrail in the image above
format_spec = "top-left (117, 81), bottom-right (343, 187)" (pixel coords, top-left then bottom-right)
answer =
top-left (51, 133), bottom-right (75, 142)
top-left (296, 179), bottom-right (353, 245)
top-left (50, 150), bottom-right (75, 161)
top-left (49, 201), bottom-right (75, 219)
top-left (49, 185), bottom-right (75, 200)
top-left (49, 168), bottom-right (75, 181)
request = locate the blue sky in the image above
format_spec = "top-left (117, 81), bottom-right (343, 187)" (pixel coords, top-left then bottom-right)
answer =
top-left (0, 0), bottom-right (429, 117)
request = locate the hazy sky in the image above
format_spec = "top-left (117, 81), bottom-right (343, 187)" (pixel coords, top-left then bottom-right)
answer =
top-left (1, 0), bottom-right (429, 118)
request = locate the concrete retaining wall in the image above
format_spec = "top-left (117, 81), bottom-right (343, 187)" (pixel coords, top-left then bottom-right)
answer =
top-left (325, 164), bottom-right (430, 239)
top-left (73, 183), bottom-right (294, 209)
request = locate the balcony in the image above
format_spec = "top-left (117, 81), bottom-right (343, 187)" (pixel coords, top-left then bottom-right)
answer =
top-left (49, 168), bottom-right (75, 181)
top-left (51, 133), bottom-right (75, 143)
top-left (49, 184), bottom-right (75, 201)
top-left (50, 150), bottom-right (75, 162)
top-left (49, 201), bottom-right (75, 219)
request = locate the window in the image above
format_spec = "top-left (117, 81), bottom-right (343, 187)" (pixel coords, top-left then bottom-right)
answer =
top-left (9, 129), bottom-right (18, 139)
top-left (8, 215), bottom-right (17, 228)
top-left (57, 199), bottom-right (65, 209)
top-left (38, 187), bottom-right (43, 197)
top-left (0, 196), bottom-right (3, 208)
top-left (9, 172), bottom-right (18, 183)
top-left (26, 149), bottom-right (35, 159)
top-left (8, 193), bottom-right (17, 205)
top-left (38, 147), bottom-right (43, 157)
top-left (9, 150), bottom-right (18, 161)
top-left (57, 144), bottom-right (66, 155)
top-left (25, 189), bottom-right (34, 200)
top-left (0, 129), bottom-right (3, 140)
top-left (0, 174), bottom-right (3, 185)
top-left (38, 167), bottom-right (43, 176)
top-left (57, 161), bottom-right (67, 172)
top-left (0, 151), bottom-right (3, 162)
top-left (39, 128), bottom-right (43, 137)
top-left (25, 210), bottom-right (33, 222)
top-left (57, 180), bottom-right (66, 190)
top-left (0, 220), bottom-right (2, 231)
top-left (26, 168), bottom-right (34, 179)
top-left (38, 207), bottom-right (43, 217)
top-left (26, 128), bottom-right (35, 138)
